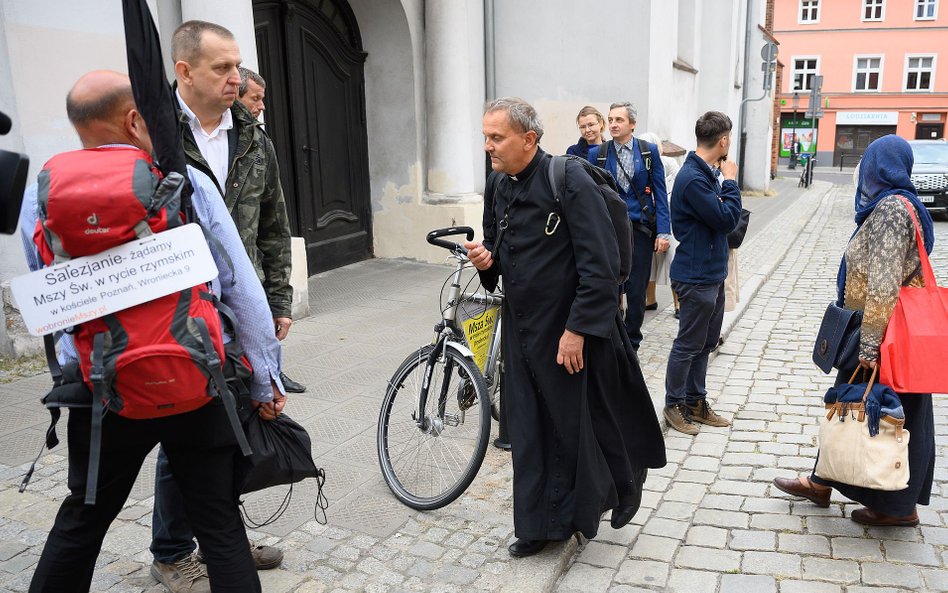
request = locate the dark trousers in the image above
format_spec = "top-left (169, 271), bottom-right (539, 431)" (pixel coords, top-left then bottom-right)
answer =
top-left (152, 354), bottom-right (252, 563)
top-left (664, 281), bottom-right (725, 406)
top-left (151, 448), bottom-right (197, 563)
top-left (29, 403), bottom-right (260, 593)
top-left (622, 226), bottom-right (655, 350)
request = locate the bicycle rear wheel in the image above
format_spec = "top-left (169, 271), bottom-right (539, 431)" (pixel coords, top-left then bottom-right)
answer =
top-left (377, 344), bottom-right (491, 510)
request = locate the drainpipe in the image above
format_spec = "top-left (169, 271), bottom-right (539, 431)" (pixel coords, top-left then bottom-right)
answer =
top-left (484, 0), bottom-right (496, 101)
top-left (737, 0), bottom-right (755, 189)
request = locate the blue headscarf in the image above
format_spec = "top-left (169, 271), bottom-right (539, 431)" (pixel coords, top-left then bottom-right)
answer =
top-left (836, 135), bottom-right (936, 304)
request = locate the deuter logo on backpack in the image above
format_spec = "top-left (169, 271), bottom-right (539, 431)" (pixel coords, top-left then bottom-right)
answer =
top-left (84, 212), bottom-right (111, 235)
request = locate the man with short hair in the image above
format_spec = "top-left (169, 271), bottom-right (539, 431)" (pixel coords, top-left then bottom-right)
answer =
top-left (233, 64), bottom-right (307, 394)
top-left (588, 103), bottom-right (670, 350)
top-left (663, 111), bottom-right (742, 435)
top-left (465, 97), bottom-right (665, 559)
top-left (147, 20), bottom-right (294, 588)
top-left (22, 69), bottom-right (281, 593)
top-left (238, 66), bottom-right (266, 119)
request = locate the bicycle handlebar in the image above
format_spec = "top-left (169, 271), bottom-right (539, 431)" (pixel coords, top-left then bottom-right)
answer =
top-left (426, 226), bottom-right (475, 255)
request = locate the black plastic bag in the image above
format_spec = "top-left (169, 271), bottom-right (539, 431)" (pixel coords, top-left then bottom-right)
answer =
top-left (239, 413), bottom-right (319, 494)
top-left (727, 208), bottom-right (752, 249)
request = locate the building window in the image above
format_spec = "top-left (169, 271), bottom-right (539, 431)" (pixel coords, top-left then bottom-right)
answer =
top-left (793, 57), bottom-right (820, 90)
top-left (854, 56), bottom-right (883, 91)
top-left (799, 0), bottom-right (820, 23)
top-left (863, 0), bottom-right (885, 20)
top-left (915, 0), bottom-right (937, 19)
top-left (905, 55), bottom-right (936, 91)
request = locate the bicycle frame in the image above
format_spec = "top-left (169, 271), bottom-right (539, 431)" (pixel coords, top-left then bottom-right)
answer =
top-left (414, 253), bottom-right (504, 430)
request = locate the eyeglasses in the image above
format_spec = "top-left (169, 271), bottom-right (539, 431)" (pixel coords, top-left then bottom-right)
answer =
top-left (579, 123), bottom-right (600, 130)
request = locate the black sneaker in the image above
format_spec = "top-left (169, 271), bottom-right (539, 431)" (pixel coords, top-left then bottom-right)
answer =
top-left (279, 372), bottom-right (307, 393)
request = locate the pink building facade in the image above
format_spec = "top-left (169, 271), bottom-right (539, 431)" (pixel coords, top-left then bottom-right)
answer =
top-left (774, 0), bottom-right (948, 166)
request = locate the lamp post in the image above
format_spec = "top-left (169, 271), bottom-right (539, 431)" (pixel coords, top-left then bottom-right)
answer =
top-left (790, 91), bottom-right (800, 169)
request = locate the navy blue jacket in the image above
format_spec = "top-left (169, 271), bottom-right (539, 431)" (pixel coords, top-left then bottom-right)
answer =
top-left (669, 152), bottom-right (743, 284)
top-left (588, 139), bottom-right (670, 234)
top-left (566, 137), bottom-right (600, 159)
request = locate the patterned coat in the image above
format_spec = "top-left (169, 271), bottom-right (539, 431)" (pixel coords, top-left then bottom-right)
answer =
top-left (179, 100), bottom-right (293, 318)
top-left (843, 195), bottom-right (924, 361)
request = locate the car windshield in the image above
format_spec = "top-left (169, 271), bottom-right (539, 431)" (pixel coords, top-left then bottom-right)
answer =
top-left (911, 143), bottom-right (948, 165)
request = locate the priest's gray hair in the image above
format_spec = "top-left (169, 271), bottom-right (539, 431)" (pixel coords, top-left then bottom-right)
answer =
top-left (610, 102), bottom-right (637, 123)
top-left (485, 97), bottom-right (544, 140)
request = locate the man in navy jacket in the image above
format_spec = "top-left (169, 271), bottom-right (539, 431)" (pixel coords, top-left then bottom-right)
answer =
top-left (663, 111), bottom-right (742, 435)
top-left (588, 103), bottom-right (669, 350)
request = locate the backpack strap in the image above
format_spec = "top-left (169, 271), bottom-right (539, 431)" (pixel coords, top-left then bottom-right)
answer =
top-left (193, 317), bottom-right (252, 457)
top-left (638, 137), bottom-right (654, 191)
top-left (85, 332), bottom-right (108, 505)
top-left (627, 137), bottom-right (657, 232)
top-left (595, 140), bottom-right (612, 170)
top-left (546, 156), bottom-right (568, 235)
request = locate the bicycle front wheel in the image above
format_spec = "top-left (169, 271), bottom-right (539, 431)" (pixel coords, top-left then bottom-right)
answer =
top-left (377, 344), bottom-right (491, 510)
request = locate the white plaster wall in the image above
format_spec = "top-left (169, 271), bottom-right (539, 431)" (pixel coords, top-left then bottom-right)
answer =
top-left (741, 0), bottom-right (775, 191)
top-left (493, 0), bottom-right (652, 155)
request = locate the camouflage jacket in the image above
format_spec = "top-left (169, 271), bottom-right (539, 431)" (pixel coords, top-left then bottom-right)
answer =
top-left (179, 100), bottom-right (293, 318)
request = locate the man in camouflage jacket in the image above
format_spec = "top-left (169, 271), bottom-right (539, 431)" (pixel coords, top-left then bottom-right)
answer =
top-left (180, 98), bottom-right (293, 320)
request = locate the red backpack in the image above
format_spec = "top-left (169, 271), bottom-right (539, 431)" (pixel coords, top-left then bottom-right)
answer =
top-left (32, 146), bottom-right (249, 504)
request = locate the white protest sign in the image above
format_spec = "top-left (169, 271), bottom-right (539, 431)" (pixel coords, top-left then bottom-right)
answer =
top-left (11, 223), bottom-right (218, 336)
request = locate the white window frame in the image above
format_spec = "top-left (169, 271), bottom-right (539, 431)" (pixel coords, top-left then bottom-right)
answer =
top-left (904, 53), bottom-right (937, 91)
top-left (798, 0), bottom-right (821, 23)
top-left (914, 0), bottom-right (938, 20)
top-left (791, 55), bottom-right (821, 91)
top-left (862, 0), bottom-right (886, 21)
top-left (852, 55), bottom-right (885, 92)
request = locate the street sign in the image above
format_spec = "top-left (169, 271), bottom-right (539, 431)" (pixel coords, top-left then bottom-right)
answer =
top-left (806, 75), bottom-right (824, 118)
top-left (761, 43), bottom-right (778, 91)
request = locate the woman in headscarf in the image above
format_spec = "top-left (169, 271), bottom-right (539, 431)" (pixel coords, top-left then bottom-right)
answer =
top-left (773, 134), bottom-right (936, 527)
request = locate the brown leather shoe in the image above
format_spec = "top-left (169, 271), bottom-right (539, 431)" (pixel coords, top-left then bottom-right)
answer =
top-left (850, 507), bottom-right (919, 527)
top-left (772, 476), bottom-right (831, 508)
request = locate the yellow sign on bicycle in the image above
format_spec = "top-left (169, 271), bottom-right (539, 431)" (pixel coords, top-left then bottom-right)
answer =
top-left (461, 306), bottom-right (499, 373)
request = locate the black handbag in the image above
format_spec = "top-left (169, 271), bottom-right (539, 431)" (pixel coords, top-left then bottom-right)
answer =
top-left (239, 412), bottom-right (320, 494)
top-left (727, 209), bottom-right (752, 248)
top-left (812, 303), bottom-right (862, 374)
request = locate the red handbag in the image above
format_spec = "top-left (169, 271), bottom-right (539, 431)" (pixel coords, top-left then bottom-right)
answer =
top-left (878, 197), bottom-right (948, 393)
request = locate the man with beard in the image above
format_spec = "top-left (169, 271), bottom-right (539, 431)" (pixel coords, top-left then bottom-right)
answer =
top-left (465, 97), bottom-right (665, 558)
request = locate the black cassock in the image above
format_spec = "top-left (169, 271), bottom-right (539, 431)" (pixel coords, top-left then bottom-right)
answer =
top-left (480, 150), bottom-right (666, 541)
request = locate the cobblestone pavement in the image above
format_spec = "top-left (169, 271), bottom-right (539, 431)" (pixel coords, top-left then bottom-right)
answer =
top-left (556, 186), bottom-right (948, 593)
top-left (2, 178), bottom-right (943, 592)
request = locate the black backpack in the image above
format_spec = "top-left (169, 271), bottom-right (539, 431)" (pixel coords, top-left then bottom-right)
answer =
top-left (595, 138), bottom-right (657, 232)
top-left (548, 155), bottom-right (633, 284)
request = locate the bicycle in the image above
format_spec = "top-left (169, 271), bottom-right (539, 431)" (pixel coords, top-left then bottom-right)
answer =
top-left (377, 226), bottom-right (505, 510)
top-left (798, 154), bottom-right (816, 188)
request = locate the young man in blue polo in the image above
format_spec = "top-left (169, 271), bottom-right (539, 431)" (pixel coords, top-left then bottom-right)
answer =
top-left (588, 102), bottom-right (669, 350)
top-left (663, 111), bottom-right (743, 435)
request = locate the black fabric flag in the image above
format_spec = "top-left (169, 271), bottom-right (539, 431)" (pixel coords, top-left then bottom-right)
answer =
top-left (122, 0), bottom-right (193, 214)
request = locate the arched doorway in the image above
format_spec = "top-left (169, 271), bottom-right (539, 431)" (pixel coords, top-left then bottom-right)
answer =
top-left (253, 0), bottom-right (372, 274)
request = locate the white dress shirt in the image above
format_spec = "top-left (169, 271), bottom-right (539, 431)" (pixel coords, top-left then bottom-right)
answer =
top-left (176, 90), bottom-right (232, 192)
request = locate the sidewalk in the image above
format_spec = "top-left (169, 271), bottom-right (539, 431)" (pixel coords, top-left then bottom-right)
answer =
top-left (0, 176), bottom-right (930, 593)
top-left (555, 184), bottom-right (948, 592)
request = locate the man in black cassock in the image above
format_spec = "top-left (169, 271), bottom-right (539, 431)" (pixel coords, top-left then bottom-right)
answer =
top-left (465, 97), bottom-right (666, 558)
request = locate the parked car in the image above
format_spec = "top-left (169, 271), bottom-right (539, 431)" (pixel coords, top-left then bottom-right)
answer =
top-left (909, 139), bottom-right (948, 218)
